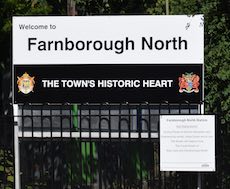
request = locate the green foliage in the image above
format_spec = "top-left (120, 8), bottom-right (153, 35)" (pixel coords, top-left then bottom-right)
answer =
top-left (146, 0), bottom-right (202, 15)
top-left (146, 0), bottom-right (230, 123)
top-left (170, 0), bottom-right (201, 14)
top-left (0, 0), bottom-right (53, 70)
top-left (75, 0), bottom-right (145, 15)
top-left (0, 149), bottom-right (14, 189)
top-left (201, 0), bottom-right (230, 123)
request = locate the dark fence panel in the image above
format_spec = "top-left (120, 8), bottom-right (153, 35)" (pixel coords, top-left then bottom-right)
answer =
top-left (17, 103), bottom-right (198, 189)
top-left (0, 103), bottom-right (228, 189)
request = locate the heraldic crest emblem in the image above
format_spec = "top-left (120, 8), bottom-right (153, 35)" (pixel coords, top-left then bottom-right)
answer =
top-left (178, 72), bottom-right (200, 93)
top-left (17, 72), bottom-right (35, 94)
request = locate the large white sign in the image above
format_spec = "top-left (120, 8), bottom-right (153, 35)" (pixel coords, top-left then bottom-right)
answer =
top-left (13, 15), bottom-right (203, 65)
top-left (160, 115), bottom-right (215, 172)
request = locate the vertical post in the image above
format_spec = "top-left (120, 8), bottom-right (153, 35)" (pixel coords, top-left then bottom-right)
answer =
top-left (197, 103), bottom-right (205, 189)
top-left (13, 104), bottom-right (20, 189)
top-left (67, 0), bottom-right (76, 16)
top-left (166, 0), bottom-right (169, 15)
top-left (73, 104), bottom-right (78, 129)
top-left (197, 172), bottom-right (202, 189)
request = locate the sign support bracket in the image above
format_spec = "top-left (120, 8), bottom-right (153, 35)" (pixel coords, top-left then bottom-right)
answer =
top-left (197, 103), bottom-right (205, 189)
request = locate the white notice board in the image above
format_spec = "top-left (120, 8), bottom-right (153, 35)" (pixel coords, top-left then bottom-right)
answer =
top-left (13, 15), bottom-right (204, 65)
top-left (160, 115), bottom-right (215, 172)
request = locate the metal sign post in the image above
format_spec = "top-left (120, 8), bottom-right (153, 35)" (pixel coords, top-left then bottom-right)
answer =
top-left (13, 104), bottom-right (20, 189)
top-left (197, 103), bottom-right (205, 189)
top-left (166, 0), bottom-right (169, 15)
top-left (198, 172), bottom-right (202, 189)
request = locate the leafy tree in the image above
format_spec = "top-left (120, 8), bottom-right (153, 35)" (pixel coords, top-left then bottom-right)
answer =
top-left (202, 0), bottom-right (230, 123)
top-left (0, 1), bottom-right (54, 188)
top-left (201, 0), bottom-right (230, 187)
top-left (140, 0), bottom-right (230, 123)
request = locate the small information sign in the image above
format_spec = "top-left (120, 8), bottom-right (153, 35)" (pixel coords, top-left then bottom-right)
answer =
top-left (160, 115), bottom-right (215, 172)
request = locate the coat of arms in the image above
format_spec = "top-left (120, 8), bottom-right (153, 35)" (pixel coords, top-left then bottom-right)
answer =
top-left (17, 72), bottom-right (35, 94)
top-left (179, 73), bottom-right (200, 93)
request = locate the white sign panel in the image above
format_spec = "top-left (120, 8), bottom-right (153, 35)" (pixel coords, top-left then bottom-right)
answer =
top-left (13, 15), bottom-right (203, 65)
top-left (160, 115), bottom-right (215, 172)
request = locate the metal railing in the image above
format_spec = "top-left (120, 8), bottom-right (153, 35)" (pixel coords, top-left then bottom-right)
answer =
top-left (0, 103), bottom-right (228, 188)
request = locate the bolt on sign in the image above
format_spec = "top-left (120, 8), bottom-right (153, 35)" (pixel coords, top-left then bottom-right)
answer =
top-left (13, 15), bottom-right (204, 104)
